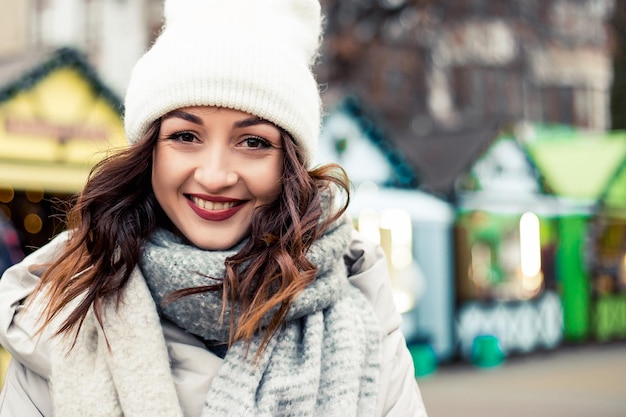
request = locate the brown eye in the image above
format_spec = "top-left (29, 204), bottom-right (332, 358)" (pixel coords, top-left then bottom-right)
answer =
top-left (241, 137), bottom-right (271, 148)
top-left (167, 131), bottom-right (197, 143)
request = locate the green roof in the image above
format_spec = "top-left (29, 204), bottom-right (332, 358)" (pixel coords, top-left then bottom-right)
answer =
top-left (525, 131), bottom-right (626, 201)
top-left (602, 157), bottom-right (626, 210)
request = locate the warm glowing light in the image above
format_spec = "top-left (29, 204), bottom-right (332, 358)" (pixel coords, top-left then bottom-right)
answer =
top-left (359, 208), bottom-right (417, 313)
top-left (380, 209), bottom-right (412, 269)
top-left (26, 189), bottom-right (44, 203)
top-left (522, 273), bottom-right (543, 293)
top-left (0, 187), bottom-right (14, 203)
top-left (24, 213), bottom-right (43, 234)
top-left (358, 209), bottom-right (380, 244)
top-left (519, 212), bottom-right (541, 277)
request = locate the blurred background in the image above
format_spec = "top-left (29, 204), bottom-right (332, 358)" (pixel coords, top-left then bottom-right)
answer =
top-left (0, 0), bottom-right (625, 415)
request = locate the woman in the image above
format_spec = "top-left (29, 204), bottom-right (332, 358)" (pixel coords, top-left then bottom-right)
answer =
top-left (0, 0), bottom-right (428, 416)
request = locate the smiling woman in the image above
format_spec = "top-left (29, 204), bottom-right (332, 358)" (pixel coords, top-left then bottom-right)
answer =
top-left (0, 1), bottom-right (428, 416)
top-left (153, 107), bottom-right (284, 250)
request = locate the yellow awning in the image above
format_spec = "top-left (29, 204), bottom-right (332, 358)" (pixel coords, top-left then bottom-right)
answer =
top-left (0, 159), bottom-right (92, 194)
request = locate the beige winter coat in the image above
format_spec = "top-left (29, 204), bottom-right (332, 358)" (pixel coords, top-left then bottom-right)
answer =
top-left (0, 230), bottom-right (428, 416)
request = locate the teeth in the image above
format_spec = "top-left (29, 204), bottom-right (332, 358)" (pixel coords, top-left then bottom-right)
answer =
top-left (191, 196), bottom-right (238, 211)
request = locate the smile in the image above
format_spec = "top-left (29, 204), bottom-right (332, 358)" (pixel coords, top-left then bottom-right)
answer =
top-left (186, 195), bottom-right (246, 221)
top-left (190, 196), bottom-right (240, 211)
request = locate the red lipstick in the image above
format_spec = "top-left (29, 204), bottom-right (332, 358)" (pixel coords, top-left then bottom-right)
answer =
top-left (186, 195), bottom-right (245, 221)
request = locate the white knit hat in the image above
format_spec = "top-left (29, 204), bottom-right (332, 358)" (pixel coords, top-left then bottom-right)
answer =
top-left (123, 0), bottom-right (323, 167)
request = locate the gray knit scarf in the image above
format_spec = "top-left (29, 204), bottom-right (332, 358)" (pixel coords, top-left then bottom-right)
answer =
top-left (49, 216), bottom-right (381, 417)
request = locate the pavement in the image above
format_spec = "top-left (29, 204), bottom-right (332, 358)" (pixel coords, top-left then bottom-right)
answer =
top-left (417, 341), bottom-right (626, 417)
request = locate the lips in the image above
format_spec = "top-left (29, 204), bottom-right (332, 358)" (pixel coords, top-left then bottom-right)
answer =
top-left (186, 195), bottom-right (246, 221)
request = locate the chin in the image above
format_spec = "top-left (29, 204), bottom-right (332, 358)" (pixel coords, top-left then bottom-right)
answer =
top-left (193, 236), bottom-right (246, 251)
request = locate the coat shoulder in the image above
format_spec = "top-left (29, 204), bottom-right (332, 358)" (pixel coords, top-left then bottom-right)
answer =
top-left (345, 230), bottom-right (429, 417)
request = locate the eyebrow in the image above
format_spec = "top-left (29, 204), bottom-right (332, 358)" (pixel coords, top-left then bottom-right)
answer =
top-left (162, 110), bottom-right (203, 125)
top-left (232, 117), bottom-right (276, 129)
top-left (162, 110), bottom-right (276, 130)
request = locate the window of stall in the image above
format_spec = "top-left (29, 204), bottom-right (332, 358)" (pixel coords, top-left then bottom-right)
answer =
top-left (455, 210), bottom-right (558, 302)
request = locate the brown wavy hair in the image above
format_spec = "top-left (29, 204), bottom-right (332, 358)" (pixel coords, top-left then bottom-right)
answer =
top-left (32, 117), bottom-right (350, 353)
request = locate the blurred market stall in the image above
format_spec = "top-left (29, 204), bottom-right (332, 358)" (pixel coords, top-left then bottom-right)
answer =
top-left (0, 47), bottom-right (126, 252)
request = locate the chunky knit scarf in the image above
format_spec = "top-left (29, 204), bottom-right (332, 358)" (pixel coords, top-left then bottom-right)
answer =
top-left (49, 216), bottom-right (382, 417)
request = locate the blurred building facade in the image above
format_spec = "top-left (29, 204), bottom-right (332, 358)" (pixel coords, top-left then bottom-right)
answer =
top-left (316, 0), bottom-right (626, 366)
top-left (0, 0), bottom-right (162, 96)
top-left (318, 0), bottom-right (616, 198)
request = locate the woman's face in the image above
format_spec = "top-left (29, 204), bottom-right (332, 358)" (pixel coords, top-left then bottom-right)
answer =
top-left (152, 106), bottom-right (284, 250)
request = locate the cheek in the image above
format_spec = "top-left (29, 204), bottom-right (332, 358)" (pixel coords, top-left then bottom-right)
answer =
top-left (151, 168), bottom-right (163, 199)
top-left (151, 149), bottom-right (178, 198)
top-left (265, 181), bottom-right (282, 205)
top-left (247, 158), bottom-right (283, 204)
top-left (264, 159), bottom-right (284, 201)
top-left (151, 154), bottom-right (165, 194)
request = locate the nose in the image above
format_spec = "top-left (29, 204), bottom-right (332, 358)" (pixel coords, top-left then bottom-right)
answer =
top-left (193, 145), bottom-right (238, 191)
